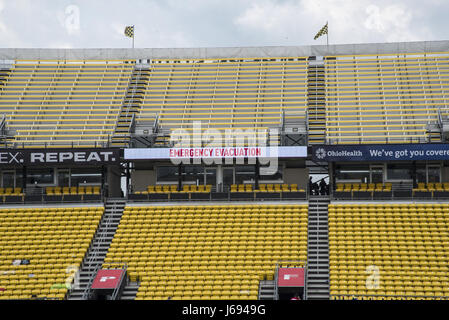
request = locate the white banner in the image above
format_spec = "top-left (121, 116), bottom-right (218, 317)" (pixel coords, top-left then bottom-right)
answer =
top-left (124, 146), bottom-right (307, 160)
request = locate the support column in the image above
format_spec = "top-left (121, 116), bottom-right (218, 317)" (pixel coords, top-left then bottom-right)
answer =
top-left (216, 165), bottom-right (223, 192)
top-left (255, 162), bottom-right (260, 190)
top-left (101, 165), bottom-right (106, 197)
top-left (178, 164), bottom-right (182, 191)
top-left (412, 161), bottom-right (417, 188)
top-left (107, 165), bottom-right (122, 197)
top-left (126, 162), bottom-right (130, 195)
top-left (329, 162), bottom-right (334, 194)
top-left (22, 166), bottom-right (26, 193)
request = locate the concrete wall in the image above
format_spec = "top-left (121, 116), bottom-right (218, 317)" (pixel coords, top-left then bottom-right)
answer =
top-left (283, 168), bottom-right (309, 190)
top-left (1, 40), bottom-right (448, 60)
top-left (131, 170), bottom-right (156, 192)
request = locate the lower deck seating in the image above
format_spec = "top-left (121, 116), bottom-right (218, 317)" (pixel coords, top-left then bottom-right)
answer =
top-left (104, 204), bottom-right (308, 300)
top-left (0, 206), bottom-right (104, 299)
top-left (329, 203), bottom-right (449, 300)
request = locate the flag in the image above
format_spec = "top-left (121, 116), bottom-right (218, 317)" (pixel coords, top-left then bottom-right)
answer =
top-left (314, 22), bottom-right (328, 40)
top-left (124, 26), bottom-right (134, 38)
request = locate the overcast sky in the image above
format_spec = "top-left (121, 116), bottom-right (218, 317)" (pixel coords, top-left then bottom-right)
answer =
top-left (0, 0), bottom-right (447, 49)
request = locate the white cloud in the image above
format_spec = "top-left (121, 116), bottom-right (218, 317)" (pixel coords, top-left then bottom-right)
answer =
top-left (234, 0), bottom-right (303, 34)
top-left (0, 0), bottom-right (444, 48)
top-left (234, 0), bottom-right (436, 45)
top-left (0, 0), bottom-right (30, 47)
top-left (364, 4), bottom-right (416, 42)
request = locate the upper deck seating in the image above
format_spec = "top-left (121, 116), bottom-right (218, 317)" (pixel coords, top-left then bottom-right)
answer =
top-left (0, 60), bottom-right (134, 148)
top-left (325, 52), bottom-right (449, 144)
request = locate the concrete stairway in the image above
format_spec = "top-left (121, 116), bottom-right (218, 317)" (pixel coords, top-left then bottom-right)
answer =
top-left (67, 198), bottom-right (126, 300)
top-left (120, 281), bottom-right (140, 300)
top-left (307, 58), bottom-right (326, 145)
top-left (258, 280), bottom-right (276, 300)
top-left (111, 66), bottom-right (149, 147)
top-left (306, 196), bottom-right (330, 300)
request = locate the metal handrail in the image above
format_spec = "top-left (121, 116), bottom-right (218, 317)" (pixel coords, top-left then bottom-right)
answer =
top-left (438, 108), bottom-right (443, 129)
top-left (330, 293), bottom-right (449, 300)
top-left (103, 261), bottom-right (128, 300)
top-left (81, 264), bottom-right (101, 300)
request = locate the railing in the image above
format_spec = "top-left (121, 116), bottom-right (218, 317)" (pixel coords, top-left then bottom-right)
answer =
top-left (0, 114), bottom-right (5, 133)
top-left (438, 108), bottom-right (443, 129)
top-left (153, 112), bottom-right (160, 135)
top-left (330, 293), bottom-right (449, 300)
top-left (331, 189), bottom-right (449, 201)
top-left (81, 265), bottom-right (101, 300)
top-left (0, 191), bottom-right (103, 205)
top-left (127, 190), bottom-right (309, 202)
top-left (0, 114), bottom-right (7, 148)
top-left (102, 261), bottom-right (128, 300)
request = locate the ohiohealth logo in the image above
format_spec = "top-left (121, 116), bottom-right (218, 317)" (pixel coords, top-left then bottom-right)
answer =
top-left (315, 148), bottom-right (326, 160)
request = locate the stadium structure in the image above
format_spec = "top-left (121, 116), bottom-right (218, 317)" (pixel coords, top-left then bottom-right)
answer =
top-left (0, 40), bottom-right (449, 300)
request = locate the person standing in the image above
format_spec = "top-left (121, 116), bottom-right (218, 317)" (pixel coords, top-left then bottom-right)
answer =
top-left (319, 178), bottom-right (327, 195)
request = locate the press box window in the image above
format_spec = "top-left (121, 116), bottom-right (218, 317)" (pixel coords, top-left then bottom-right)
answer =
top-left (70, 168), bottom-right (101, 186)
top-left (157, 166), bottom-right (179, 183)
top-left (183, 166), bottom-right (204, 183)
top-left (26, 169), bottom-right (54, 185)
top-left (335, 165), bottom-right (369, 183)
top-left (387, 164), bottom-right (413, 180)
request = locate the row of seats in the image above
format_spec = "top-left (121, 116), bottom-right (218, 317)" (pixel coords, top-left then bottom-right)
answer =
top-left (413, 182), bottom-right (449, 192)
top-left (104, 204), bottom-right (308, 300)
top-left (135, 185), bottom-right (213, 194)
top-left (336, 183), bottom-right (392, 192)
top-left (329, 203), bottom-right (449, 299)
top-left (331, 295), bottom-right (449, 300)
top-left (45, 186), bottom-right (101, 195)
top-left (0, 188), bottom-right (23, 196)
top-left (0, 206), bottom-right (103, 300)
top-left (230, 184), bottom-right (303, 193)
top-left (134, 184), bottom-right (305, 195)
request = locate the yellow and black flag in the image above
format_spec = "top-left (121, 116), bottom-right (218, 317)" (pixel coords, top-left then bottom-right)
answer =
top-left (314, 22), bottom-right (328, 40)
top-left (124, 25), bottom-right (134, 38)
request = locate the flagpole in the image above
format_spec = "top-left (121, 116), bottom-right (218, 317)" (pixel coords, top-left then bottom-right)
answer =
top-left (326, 21), bottom-right (329, 47)
top-left (132, 25), bottom-right (135, 49)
